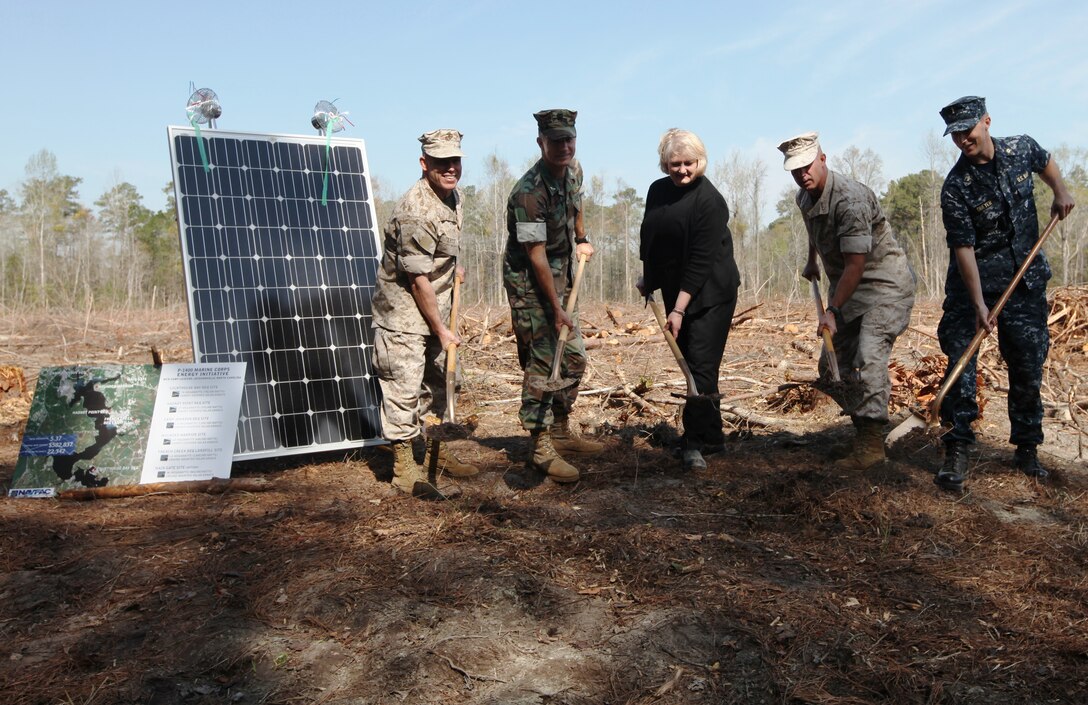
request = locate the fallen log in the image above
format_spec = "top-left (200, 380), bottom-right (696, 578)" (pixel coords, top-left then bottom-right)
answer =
top-left (620, 382), bottom-right (668, 417)
top-left (616, 368), bottom-right (669, 418)
top-left (58, 477), bottom-right (274, 501)
top-left (720, 404), bottom-right (787, 428)
top-left (584, 336), bottom-right (665, 350)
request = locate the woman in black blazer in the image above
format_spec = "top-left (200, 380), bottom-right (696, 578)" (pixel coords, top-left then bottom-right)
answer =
top-left (636, 128), bottom-right (741, 470)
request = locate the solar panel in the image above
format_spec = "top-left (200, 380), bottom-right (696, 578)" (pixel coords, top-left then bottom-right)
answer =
top-left (167, 126), bottom-right (384, 460)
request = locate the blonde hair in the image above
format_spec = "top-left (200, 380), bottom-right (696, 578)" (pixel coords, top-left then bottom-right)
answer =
top-left (658, 128), bottom-right (708, 178)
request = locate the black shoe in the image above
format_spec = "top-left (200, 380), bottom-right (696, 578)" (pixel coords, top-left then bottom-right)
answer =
top-left (701, 442), bottom-right (725, 457)
top-left (935, 441), bottom-right (968, 491)
top-left (1014, 445), bottom-right (1049, 480)
top-left (681, 449), bottom-right (707, 471)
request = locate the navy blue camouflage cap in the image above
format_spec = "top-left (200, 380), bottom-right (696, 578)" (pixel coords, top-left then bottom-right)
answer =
top-left (534, 108), bottom-right (577, 139)
top-left (940, 96), bottom-right (987, 136)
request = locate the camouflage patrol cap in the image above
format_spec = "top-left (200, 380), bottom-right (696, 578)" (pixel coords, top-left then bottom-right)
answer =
top-left (534, 109), bottom-right (577, 139)
top-left (940, 96), bottom-right (986, 136)
top-left (419, 129), bottom-right (464, 158)
top-left (777, 132), bottom-right (820, 171)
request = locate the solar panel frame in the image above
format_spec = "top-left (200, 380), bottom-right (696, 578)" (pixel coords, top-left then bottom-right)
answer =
top-left (167, 126), bottom-right (385, 461)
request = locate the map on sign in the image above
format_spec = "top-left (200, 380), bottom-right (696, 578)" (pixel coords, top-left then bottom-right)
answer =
top-left (10, 365), bottom-right (161, 496)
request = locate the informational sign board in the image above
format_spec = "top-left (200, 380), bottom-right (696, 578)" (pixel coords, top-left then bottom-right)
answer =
top-left (9, 363), bottom-right (244, 498)
top-left (140, 363), bottom-right (246, 484)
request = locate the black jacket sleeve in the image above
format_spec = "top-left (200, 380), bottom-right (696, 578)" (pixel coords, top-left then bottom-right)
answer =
top-left (679, 182), bottom-right (729, 296)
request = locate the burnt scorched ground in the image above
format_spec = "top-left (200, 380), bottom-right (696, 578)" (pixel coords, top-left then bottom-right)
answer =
top-left (0, 297), bottom-right (1087, 705)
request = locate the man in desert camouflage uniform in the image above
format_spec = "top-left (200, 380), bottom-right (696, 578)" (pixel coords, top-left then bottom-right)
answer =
top-left (504, 108), bottom-right (602, 483)
top-left (372, 129), bottom-right (478, 496)
top-left (934, 96), bottom-right (1075, 491)
top-left (778, 132), bottom-right (916, 471)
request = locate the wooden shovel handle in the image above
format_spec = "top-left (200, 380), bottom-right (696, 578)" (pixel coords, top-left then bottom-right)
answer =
top-left (648, 298), bottom-right (699, 396)
top-left (809, 277), bottom-right (841, 383)
top-left (928, 214), bottom-right (1060, 426)
top-left (444, 273), bottom-right (462, 422)
top-left (549, 253), bottom-right (588, 381)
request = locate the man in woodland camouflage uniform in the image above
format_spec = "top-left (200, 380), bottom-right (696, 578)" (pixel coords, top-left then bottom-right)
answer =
top-left (372, 129), bottom-right (478, 496)
top-left (778, 132), bottom-right (916, 471)
top-left (504, 108), bottom-right (602, 483)
top-left (934, 96), bottom-right (1075, 491)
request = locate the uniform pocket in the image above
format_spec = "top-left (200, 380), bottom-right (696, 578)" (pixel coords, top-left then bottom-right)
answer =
top-left (503, 266), bottom-right (536, 308)
top-left (434, 223), bottom-right (460, 258)
top-left (1012, 171), bottom-right (1034, 203)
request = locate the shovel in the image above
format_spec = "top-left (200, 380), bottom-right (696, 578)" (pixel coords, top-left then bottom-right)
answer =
top-left (424, 273), bottom-right (474, 443)
top-left (809, 276), bottom-right (842, 383)
top-left (527, 252), bottom-right (587, 394)
top-left (417, 273), bottom-right (470, 500)
top-left (647, 296), bottom-right (721, 441)
top-left (886, 214), bottom-right (1060, 445)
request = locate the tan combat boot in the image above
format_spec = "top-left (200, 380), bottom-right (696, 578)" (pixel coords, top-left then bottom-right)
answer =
top-left (827, 418), bottom-right (864, 460)
top-left (530, 429), bottom-right (580, 483)
top-left (833, 419), bottom-right (886, 471)
top-left (423, 439), bottom-right (479, 477)
top-left (390, 439), bottom-right (425, 494)
top-left (392, 440), bottom-right (457, 500)
top-left (550, 417), bottom-right (604, 455)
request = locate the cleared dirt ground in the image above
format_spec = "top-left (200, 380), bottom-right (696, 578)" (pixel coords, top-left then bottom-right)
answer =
top-left (1, 296), bottom-right (1086, 705)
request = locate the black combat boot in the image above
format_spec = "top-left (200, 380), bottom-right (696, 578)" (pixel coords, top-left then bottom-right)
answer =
top-left (934, 441), bottom-right (968, 491)
top-left (1014, 445), bottom-right (1049, 480)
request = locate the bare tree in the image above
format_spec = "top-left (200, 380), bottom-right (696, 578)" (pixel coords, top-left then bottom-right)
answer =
top-left (0, 190), bottom-right (17, 306)
top-left (368, 175), bottom-right (396, 235)
top-left (713, 151), bottom-right (767, 294)
top-left (460, 153), bottom-right (515, 306)
top-left (1038, 145), bottom-right (1088, 285)
top-left (19, 150), bottom-right (82, 307)
top-left (920, 132), bottom-right (956, 296)
top-left (582, 174), bottom-right (608, 302)
top-left (96, 182), bottom-right (149, 308)
top-left (612, 181), bottom-right (643, 303)
top-left (830, 145), bottom-right (886, 194)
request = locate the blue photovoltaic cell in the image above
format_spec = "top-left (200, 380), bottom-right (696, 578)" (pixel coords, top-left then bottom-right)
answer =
top-left (168, 127), bottom-right (384, 460)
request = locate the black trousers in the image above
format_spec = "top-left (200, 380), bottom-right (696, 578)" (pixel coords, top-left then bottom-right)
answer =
top-left (675, 297), bottom-right (737, 447)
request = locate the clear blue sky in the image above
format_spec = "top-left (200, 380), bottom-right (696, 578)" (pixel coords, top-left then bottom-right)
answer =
top-left (3, 0), bottom-right (1085, 221)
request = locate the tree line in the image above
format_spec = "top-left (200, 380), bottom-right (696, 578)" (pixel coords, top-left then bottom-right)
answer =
top-left (3, 141), bottom-right (1086, 312)
top-left (0, 150), bottom-right (181, 312)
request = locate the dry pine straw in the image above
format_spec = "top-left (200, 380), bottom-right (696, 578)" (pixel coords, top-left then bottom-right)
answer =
top-left (2, 295), bottom-right (1088, 705)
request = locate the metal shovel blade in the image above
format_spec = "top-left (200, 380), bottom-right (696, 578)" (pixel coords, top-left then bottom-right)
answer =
top-left (423, 414), bottom-right (478, 441)
top-left (885, 409), bottom-right (928, 446)
top-left (526, 374), bottom-right (578, 394)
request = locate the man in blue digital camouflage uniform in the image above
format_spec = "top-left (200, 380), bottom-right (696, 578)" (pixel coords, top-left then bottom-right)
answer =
top-left (504, 108), bottom-right (601, 484)
top-left (934, 96), bottom-right (1075, 491)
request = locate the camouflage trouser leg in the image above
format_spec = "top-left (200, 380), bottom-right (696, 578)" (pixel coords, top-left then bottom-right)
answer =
top-left (372, 328), bottom-right (448, 442)
top-left (997, 286), bottom-right (1049, 446)
top-left (511, 305), bottom-right (587, 433)
top-left (939, 285), bottom-right (1048, 446)
top-left (820, 295), bottom-right (914, 423)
